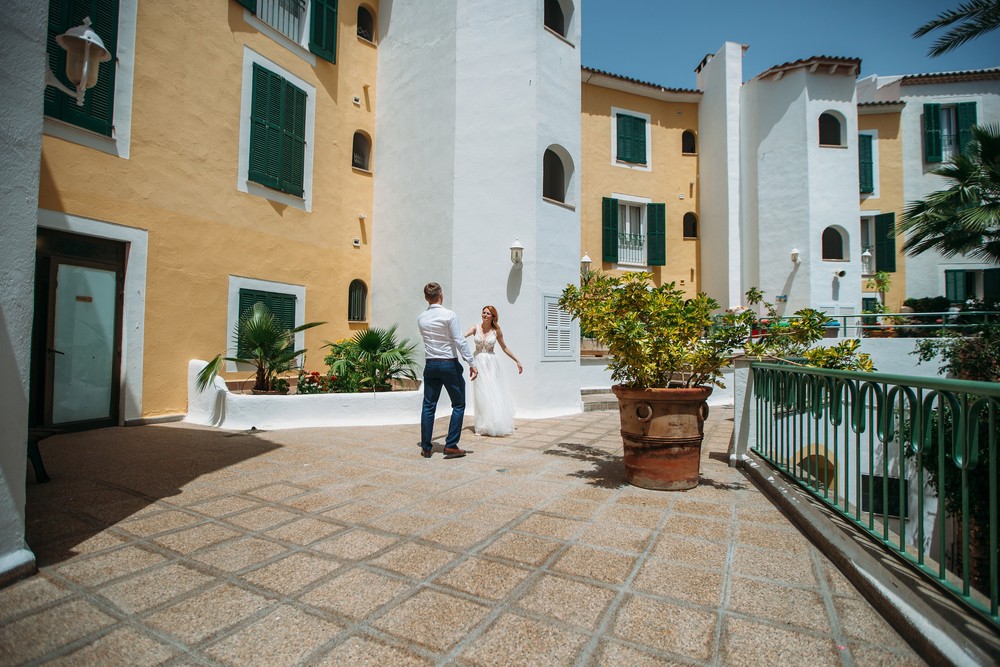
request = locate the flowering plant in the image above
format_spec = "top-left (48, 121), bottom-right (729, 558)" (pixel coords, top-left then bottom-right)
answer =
top-left (296, 369), bottom-right (336, 394)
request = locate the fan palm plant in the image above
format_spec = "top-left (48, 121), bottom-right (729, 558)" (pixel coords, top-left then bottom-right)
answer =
top-left (196, 302), bottom-right (325, 392)
top-left (325, 325), bottom-right (418, 392)
top-left (913, 0), bottom-right (1000, 57)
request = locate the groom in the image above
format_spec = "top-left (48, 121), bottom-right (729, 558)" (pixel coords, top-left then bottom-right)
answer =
top-left (417, 282), bottom-right (477, 459)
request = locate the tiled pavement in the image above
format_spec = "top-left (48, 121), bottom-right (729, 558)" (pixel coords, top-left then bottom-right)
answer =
top-left (2, 407), bottom-right (924, 666)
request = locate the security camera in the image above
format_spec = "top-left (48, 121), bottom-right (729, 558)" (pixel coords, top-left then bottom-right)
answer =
top-left (834, 270), bottom-right (846, 278)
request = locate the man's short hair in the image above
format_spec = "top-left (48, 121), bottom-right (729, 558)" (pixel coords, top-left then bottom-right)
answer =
top-left (424, 282), bottom-right (442, 301)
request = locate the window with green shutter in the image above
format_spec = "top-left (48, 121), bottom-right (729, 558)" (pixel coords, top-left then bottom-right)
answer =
top-left (249, 64), bottom-right (307, 197)
top-left (237, 288), bottom-right (296, 357)
top-left (858, 134), bottom-right (874, 194)
top-left (45, 0), bottom-right (119, 136)
top-left (646, 203), bottom-right (666, 266)
top-left (956, 102), bottom-right (977, 157)
top-left (309, 0), bottom-right (338, 63)
top-left (602, 197), bottom-right (619, 263)
top-left (616, 113), bottom-right (647, 165)
top-left (923, 103), bottom-right (942, 163)
top-left (983, 268), bottom-right (1000, 307)
top-left (945, 270), bottom-right (968, 303)
top-left (874, 213), bottom-right (896, 272)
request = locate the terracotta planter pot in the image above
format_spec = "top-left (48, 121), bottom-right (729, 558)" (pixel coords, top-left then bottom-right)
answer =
top-left (612, 384), bottom-right (712, 491)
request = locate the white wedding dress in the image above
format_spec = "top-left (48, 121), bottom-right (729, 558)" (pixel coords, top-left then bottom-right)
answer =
top-left (472, 326), bottom-right (516, 436)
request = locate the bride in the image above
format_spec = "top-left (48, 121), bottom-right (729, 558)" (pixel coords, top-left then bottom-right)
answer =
top-left (465, 305), bottom-right (522, 436)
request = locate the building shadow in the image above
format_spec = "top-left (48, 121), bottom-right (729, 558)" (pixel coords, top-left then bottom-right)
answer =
top-left (25, 423), bottom-right (281, 567)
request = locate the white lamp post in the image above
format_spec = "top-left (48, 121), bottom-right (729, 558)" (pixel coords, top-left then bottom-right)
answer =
top-left (44, 17), bottom-right (112, 107)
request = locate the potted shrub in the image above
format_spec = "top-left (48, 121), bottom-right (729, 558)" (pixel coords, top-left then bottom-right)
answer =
top-left (196, 302), bottom-right (325, 394)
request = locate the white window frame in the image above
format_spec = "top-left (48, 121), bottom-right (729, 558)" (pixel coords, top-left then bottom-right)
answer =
top-left (859, 129), bottom-right (880, 199)
top-left (611, 107), bottom-right (652, 172)
top-left (226, 275), bottom-right (307, 372)
top-left (242, 2), bottom-right (318, 66)
top-left (237, 46), bottom-right (317, 212)
top-left (43, 0), bottom-right (138, 159)
top-left (541, 294), bottom-right (574, 360)
top-left (612, 192), bottom-right (651, 269)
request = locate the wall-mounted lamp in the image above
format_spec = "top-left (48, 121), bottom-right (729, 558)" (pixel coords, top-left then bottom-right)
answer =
top-left (834, 270), bottom-right (846, 278)
top-left (510, 238), bottom-right (524, 268)
top-left (790, 248), bottom-right (800, 264)
top-left (861, 248), bottom-right (872, 274)
top-left (359, 213), bottom-right (367, 220)
top-left (44, 17), bottom-right (111, 107)
top-left (580, 253), bottom-right (592, 274)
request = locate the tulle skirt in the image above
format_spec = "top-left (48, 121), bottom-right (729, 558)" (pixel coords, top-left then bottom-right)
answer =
top-left (473, 352), bottom-right (515, 436)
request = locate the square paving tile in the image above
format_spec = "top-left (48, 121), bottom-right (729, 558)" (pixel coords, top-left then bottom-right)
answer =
top-left (368, 511), bottom-right (440, 536)
top-left (481, 533), bottom-right (563, 567)
top-left (516, 574), bottom-right (616, 629)
top-left (0, 598), bottom-right (117, 665)
top-left (373, 589), bottom-right (490, 652)
top-left (833, 596), bottom-right (916, 654)
top-left (118, 510), bottom-right (203, 537)
top-left (595, 640), bottom-right (690, 666)
top-left (612, 594), bottom-right (717, 660)
top-left (189, 536), bottom-right (288, 573)
top-left (632, 559), bottom-right (725, 607)
top-left (98, 562), bottom-right (215, 614)
top-left (599, 505), bottom-right (666, 530)
top-left (245, 483), bottom-right (307, 502)
top-left (206, 606), bottom-right (342, 666)
top-left (577, 522), bottom-right (653, 554)
top-left (421, 520), bottom-right (497, 550)
top-left (513, 513), bottom-right (585, 541)
top-left (551, 544), bottom-right (637, 584)
top-left (368, 542), bottom-right (459, 580)
top-left (263, 517), bottom-right (345, 545)
top-left (301, 567), bottom-right (412, 619)
top-left (434, 557), bottom-right (533, 602)
top-left (153, 522), bottom-right (243, 554)
top-left (720, 616), bottom-right (841, 666)
top-left (650, 534), bottom-right (729, 569)
top-left (312, 634), bottom-right (433, 666)
top-left (660, 514), bottom-right (732, 543)
top-left (728, 576), bottom-right (831, 633)
top-left (223, 506), bottom-right (301, 532)
top-left (188, 496), bottom-right (262, 518)
top-left (53, 545), bottom-right (168, 587)
top-left (732, 545), bottom-right (819, 588)
top-left (143, 583), bottom-right (272, 645)
top-left (460, 613), bottom-right (589, 666)
top-left (735, 523), bottom-right (813, 553)
top-left (46, 627), bottom-right (176, 666)
top-left (0, 575), bottom-right (71, 622)
top-left (241, 552), bottom-right (342, 595)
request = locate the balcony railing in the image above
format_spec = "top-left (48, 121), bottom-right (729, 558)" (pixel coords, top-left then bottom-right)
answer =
top-left (617, 233), bottom-right (645, 265)
top-left (257, 0), bottom-right (306, 43)
top-left (750, 362), bottom-right (1000, 628)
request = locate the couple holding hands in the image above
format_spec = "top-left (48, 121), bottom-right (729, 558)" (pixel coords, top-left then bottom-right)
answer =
top-left (416, 282), bottom-right (522, 459)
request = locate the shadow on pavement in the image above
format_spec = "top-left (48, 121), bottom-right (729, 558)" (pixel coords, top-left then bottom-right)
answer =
top-left (543, 442), bottom-right (629, 489)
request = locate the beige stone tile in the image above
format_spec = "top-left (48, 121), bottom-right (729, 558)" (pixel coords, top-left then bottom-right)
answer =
top-left (246, 483), bottom-right (307, 502)
top-left (833, 596), bottom-right (914, 653)
top-left (98, 562), bottom-right (215, 614)
top-left (434, 557), bottom-right (532, 601)
top-left (661, 514), bottom-right (732, 543)
top-left (551, 545), bottom-right (637, 584)
top-left (516, 574), bottom-right (615, 629)
top-left (849, 642), bottom-right (926, 666)
top-left (460, 613), bottom-right (588, 666)
top-left (369, 542), bottom-right (458, 580)
top-left (721, 616), bottom-right (841, 666)
top-left (820, 562), bottom-right (862, 598)
top-left (595, 641), bottom-right (690, 666)
top-left (153, 523), bottom-right (243, 554)
top-left (242, 552), bottom-right (342, 595)
top-left (313, 635), bottom-right (433, 667)
top-left (598, 505), bottom-right (664, 530)
top-left (673, 498), bottom-right (734, 519)
top-left (301, 567), bottom-right (411, 619)
top-left (0, 598), bottom-right (116, 665)
top-left (143, 583), bottom-right (272, 644)
top-left (206, 606), bottom-right (342, 666)
top-left (54, 545), bottom-right (168, 586)
top-left (421, 520), bottom-right (497, 550)
top-left (118, 510), bottom-right (203, 537)
top-left (732, 545), bottom-right (819, 587)
top-left (223, 506), bottom-right (301, 531)
top-left (728, 575), bottom-right (831, 633)
top-left (481, 533), bottom-right (562, 567)
top-left (632, 559), bottom-right (725, 607)
top-left (650, 534), bottom-right (729, 570)
top-left (735, 523), bottom-right (812, 553)
top-left (283, 492), bottom-right (339, 513)
top-left (264, 517), bottom-right (344, 545)
top-left (612, 595), bottom-right (716, 660)
top-left (47, 627), bottom-right (175, 666)
top-left (373, 590), bottom-right (490, 652)
top-left (322, 501), bottom-right (391, 525)
top-left (0, 575), bottom-right (71, 622)
top-left (188, 496), bottom-right (262, 518)
top-left (368, 511), bottom-right (440, 536)
top-left (309, 528), bottom-right (399, 560)
top-left (736, 504), bottom-right (795, 525)
top-left (577, 522), bottom-right (653, 554)
top-left (370, 489), bottom-right (425, 511)
top-left (616, 492), bottom-right (675, 510)
top-left (190, 536), bottom-right (288, 572)
top-left (566, 486), bottom-right (616, 503)
top-left (457, 503), bottom-right (525, 528)
top-left (514, 513), bottom-right (585, 541)
top-left (542, 498), bottom-right (603, 521)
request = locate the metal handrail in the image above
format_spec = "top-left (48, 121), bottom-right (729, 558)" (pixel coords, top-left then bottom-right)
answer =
top-left (750, 361), bottom-right (1000, 627)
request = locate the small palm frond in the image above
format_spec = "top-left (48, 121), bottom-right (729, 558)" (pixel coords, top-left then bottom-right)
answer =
top-left (912, 0), bottom-right (1000, 56)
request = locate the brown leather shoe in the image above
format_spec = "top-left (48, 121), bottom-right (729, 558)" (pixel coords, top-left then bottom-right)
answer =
top-left (442, 447), bottom-right (466, 459)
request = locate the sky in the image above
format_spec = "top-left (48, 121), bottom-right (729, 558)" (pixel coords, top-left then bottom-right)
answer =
top-left (581, 0), bottom-right (1000, 89)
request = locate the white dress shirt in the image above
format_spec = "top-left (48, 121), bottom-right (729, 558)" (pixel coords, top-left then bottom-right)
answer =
top-left (417, 304), bottom-right (476, 367)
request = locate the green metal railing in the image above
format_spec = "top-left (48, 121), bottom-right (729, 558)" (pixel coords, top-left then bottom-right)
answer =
top-left (751, 362), bottom-right (1000, 627)
top-left (821, 311), bottom-right (999, 338)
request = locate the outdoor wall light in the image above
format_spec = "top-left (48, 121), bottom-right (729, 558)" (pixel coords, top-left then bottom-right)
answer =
top-left (580, 253), bottom-right (592, 274)
top-left (510, 238), bottom-right (524, 268)
top-left (44, 17), bottom-right (112, 107)
top-left (790, 248), bottom-right (800, 264)
top-left (861, 248), bottom-right (872, 274)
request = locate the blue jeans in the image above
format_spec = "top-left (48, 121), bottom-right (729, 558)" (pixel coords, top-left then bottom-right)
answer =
top-left (421, 359), bottom-right (466, 451)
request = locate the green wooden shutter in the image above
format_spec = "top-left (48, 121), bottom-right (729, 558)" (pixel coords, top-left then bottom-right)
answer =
top-left (249, 66), bottom-right (306, 197)
top-left (945, 270), bottom-right (966, 303)
top-left (632, 116), bottom-right (647, 164)
top-left (309, 0), bottom-right (337, 63)
top-left (616, 114), bottom-right (646, 164)
top-left (602, 197), bottom-right (619, 263)
top-left (236, 0), bottom-right (256, 11)
top-left (280, 83), bottom-right (307, 197)
top-left (237, 289), bottom-right (296, 356)
top-left (616, 114), bottom-right (630, 162)
top-left (924, 103), bottom-right (942, 163)
top-left (44, 0), bottom-right (119, 136)
top-left (874, 212), bottom-right (896, 272)
top-left (956, 102), bottom-right (977, 157)
top-left (983, 268), bottom-right (1000, 307)
top-left (858, 134), bottom-right (874, 194)
top-left (646, 203), bottom-right (666, 266)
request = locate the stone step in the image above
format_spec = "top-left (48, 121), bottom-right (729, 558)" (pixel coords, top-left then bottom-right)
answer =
top-left (582, 391), bottom-right (617, 412)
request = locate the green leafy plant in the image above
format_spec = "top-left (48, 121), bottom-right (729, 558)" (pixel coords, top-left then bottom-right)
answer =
top-left (323, 325), bottom-right (418, 392)
top-left (196, 302), bottom-right (325, 393)
top-left (865, 270), bottom-right (893, 309)
top-left (296, 370), bottom-right (336, 394)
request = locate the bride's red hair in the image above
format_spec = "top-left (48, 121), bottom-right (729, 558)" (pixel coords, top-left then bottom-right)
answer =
top-left (483, 305), bottom-right (501, 334)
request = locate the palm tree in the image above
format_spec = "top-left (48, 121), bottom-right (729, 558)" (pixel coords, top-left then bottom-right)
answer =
top-left (898, 123), bottom-right (1000, 264)
top-left (913, 0), bottom-right (1000, 57)
top-left (326, 325), bottom-right (418, 392)
top-left (196, 302), bottom-right (325, 392)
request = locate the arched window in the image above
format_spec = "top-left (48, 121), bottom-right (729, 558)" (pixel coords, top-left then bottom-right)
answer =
top-left (348, 280), bottom-right (368, 321)
top-left (683, 213), bottom-right (698, 238)
top-left (352, 131), bottom-right (371, 170)
top-left (357, 6), bottom-right (375, 42)
top-left (681, 130), bottom-right (696, 154)
top-left (543, 149), bottom-right (566, 202)
top-left (822, 227), bottom-right (846, 260)
top-left (819, 112), bottom-right (843, 146)
top-left (544, 0), bottom-right (570, 38)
